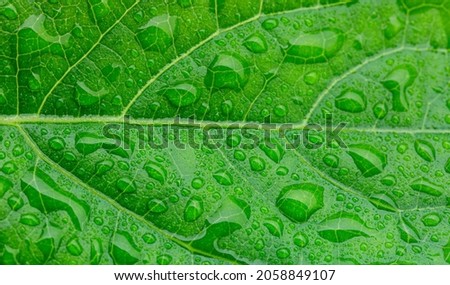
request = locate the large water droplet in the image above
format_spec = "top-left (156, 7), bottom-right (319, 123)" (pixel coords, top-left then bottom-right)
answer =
top-left (373, 101), bottom-right (388, 119)
top-left (144, 161), bottom-right (167, 184)
top-left (369, 194), bottom-right (398, 212)
top-left (381, 64), bottom-right (417, 112)
top-left (19, 213), bottom-right (41, 226)
top-left (0, 175), bottom-right (13, 198)
top-left (21, 167), bottom-right (89, 230)
top-left (66, 238), bottom-right (83, 256)
top-left (161, 83), bottom-right (199, 107)
top-left (410, 177), bottom-right (443, 197)
top-left (259, 141), bottom-right (285, 163)
top-left (293, 231), bottom-right (309, 248)
top-left (284, 28), bottom-right (344, 64)
top-left (213, 169), bottom-right (233, 186)
top-left (421, 213), bottom-right (441, 227)
top-left (109, 231), bottom-right (140, 265)
top-left (414, 139), bottom-right (435, 162)
top-left (184, 196), bottom-right (204, 222)
top-left (443, 238), bottom-right (450, 264)
top-left (318, 212), bottom-right (372, 243)
top-left (347, 144), bottom-right (387, 177)
top-left (276, 183), bottom-right (324, 223)
top-left (96, 159), bottom-right (114, 175)
top-left (243, 32), bottom-right (268, 53)
top-left (0, 4), bottom-right (18, 20)
top-left (249, 156), bottom-right (266, 172)
top-left (398, 218), bottom-right (420, 243)
top-left (7, 194), bottom-right (24, 211)
top-left (323, 154), bottom-right (339, 168)
top-left (384, 16), bottom-right (403, 39)
top-left (147, 199), bottom-right (168, 213)
top-left (116, 177), bottom-right (136, 193)
top-left (335, 89), bottom-right (367, 113)
top-left (136, 14), bottom-right (177, 52)
top-left (204, 53), bottom-right (250, 91)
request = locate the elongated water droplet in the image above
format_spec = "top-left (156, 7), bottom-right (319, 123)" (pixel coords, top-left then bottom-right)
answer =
top-left (414, 139), bottom-right (435, 162)
top-left (318, 212), bottom-right (372, 243)
top-left (161, 83), bottom-right (199, 107)
top-left (116, 177), bottom-right (136, 193)
top-left (75, 132), bottom-right (108, 155)
top-left (213, 169), bottom-right (233, 186)
top-left (204, 53), bottom-right (250, 91)
top-left (410, 177), bottom-right (443, 197)
top-left (398, 218), bottom-right (420, 243)
top-left (184, 196), bottom-right (204, 222)
top-left (369, 194), bottom-right (398, 212)
top-left (421, 213), bottom-right (441, 227)
top-left (335, 89), bottom-right (367, 113)
top-left (285, 28), bottom-right (344, 64)
top-left (347, 144), bottom-right (387, 177)
top-left (259, 141), bottom-right (285, 163)
top-left (21, 167), bottom-right (89, 230)
top-left (0, 175), bottom-right (13, 198)
top-left (276, 183), bottom-right (324, 223)
top-left (381, 64), bottom-right (417, 112)
top-left (323, 154), bottom-right (339, 168)
top-left (263, 217), bottom-right (284, 237)
top-left (90, 239), bottom-right (103, 265)
top-left (136, 14), bottom-right (177, 52)
top-left (243, 32), bottom-right (268, 53)
top-left (147, 199), bottom-right (168, 213)
top-left (144, 161), bottom-right (167, 184)
top-left (19, 213), bottom-right (41, 226)
top-left (110, 231), bottom-right (140, 265)
top-left (96, 159), bottom-right (114, 175)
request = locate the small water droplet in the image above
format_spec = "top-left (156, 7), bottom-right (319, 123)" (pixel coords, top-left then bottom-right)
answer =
top-left (204, 53), bottom-right (250, 91)
top-left (293, 231), bottom-right (309, 247)
top-left (304, 71), bottom-right (319, 85)
top-left (184, 196), bottom-right (204, 222)
top-left (261, 18), bottom-right (278, 30)
top-left (147, 199), bottom-right (168, 213)
top-left (191, 177), bottom-right (205, 189)
top-left (48, 137), bottom-right (65, 151)
top-left (249, 156), bottom-right (266, 172)
top-left (323, 154), bottom-right (339, 168)
top-left (213, 169), bottom-right (233, 186)
top-left (335, 89), bottom-right (367, 113)
top-left (347, 144), bottom-right (387, 177)
top-left (373, 102), bottom-right (388, 119)
top-left (263, 217), bottom-right (284, 237)
top-left (144, 161), bottom-right (167, 184)
top-left (142, 233), bottom-right (156, 244)
top-left (66, 238), bottom-right (83, 256)
top-left (161, 83), bottom-right (199, 107)
top-left (96, 159), bottom-right (114, 175)
top-left (243, 32), bottom-right (268, 53)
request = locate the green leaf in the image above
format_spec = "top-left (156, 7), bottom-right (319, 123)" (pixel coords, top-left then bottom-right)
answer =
top-left (1, 0), bottom-right (449, 265)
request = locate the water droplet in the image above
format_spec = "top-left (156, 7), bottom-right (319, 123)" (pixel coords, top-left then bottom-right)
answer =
top-left (276, 166), bottom-right (289, 176)
top-left (0, 4), bottom-right (18, 20)
top-left (410, 177), bottom-right (443, 197)
top-left (398, 219), bottom-right (420, 243)
top-left (157, 254), bottom-right (172, 265)
top-left (414, 139), bottom-right (435, 162)
top-left (147, 199), bottom-right (168, 213)
top-left (19, 213), bottom-right (40, 226)
top-left (96, 159), bottom-right (114, 175)
top-left (263, 217), bottom-right (284, 237)
top-left (213, 169), bottom-right (233, 186)
top-left (381, 64), bottom-right (417, 112)
top-left (234, 150), bottom-right (246, 161)
top-left (226, 134), bottom-right (241, 147)
top-left (204, 53), bottom-right (250, 91)
top-left (261, 18), bottom-right (278, 30)
top-left (323, 154), bottom-right (339, 168)
top-left (384, 16), bottom-right (403, 39)
top-left (285, 28), bottom-right (344, 64)
top-left (347, 144), bottom-right (387, 177)
top-left (273, 104), bottom-right (287, 117)
top-left (221, 100), bottom-right (234, 115)
top-left (161, 83), bottom-right (199, 107)
top-left (66, 238), bottom-right (83, 256)
top-left (142, 233), bottom-right (156, 244)
top-left (276, 183), bottom-right (324, 223)
top-left (75, 132), bottom-right (109, 155)
top-left (12, 145), bottom-right (24, 157)
top-left (7, 194), bottom-right (24, 211)
top-left (421, 213), bottom-right (441, 227)
top-left (304, 71), bottom-right (319, 85)
top-left (293, 231), bottom-right (309, 248)
top-left (318, 212), bottom-right (372, 243)
top-left (116, 177), bottom-right (136, 193)
top-left (259, 141), bottom-right (285, 163)
top-left (0, 175), bottom-right (13, 198)
top-left (373, 102), bottom-right (388, 119)
top-left (177, 0), bottom-right (192, 8)
top-left (184, 196), bottom-right (204, 222)
top-left (90, 239), bottom-right (103, 265)
top-left (443, 238), bottom-right (450, 264)
top-left (76, 81), bottom-right (108, 106)
top-left (136, 14), bottom-right (177, 52)
top-left (144, 161), bottom-right (167, 184)
top-left (48, 137), bottom-right (65, 151)
top-left (445, 158), bottom-right (450, 174)
top-left (21, 167), bottom-right (89, 230)
top-left (191, 177), bottom-right (204, 189)
top-left (335, 89), bottom-right (367, 113)
top-left (243, 32), bottom-right (268, 53)
top-left (381, 175), bottom-right (396, 186)
top-left (249, 156), bottom-right (266, 172)
top-left (110, 231), bottom-right (140, 265)
top-left (1, 161), bottom-right (18, 174)
top-left (369, 194), bottom-right (398, 212)
top-left (276, 248), bottom-right (290, 259)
